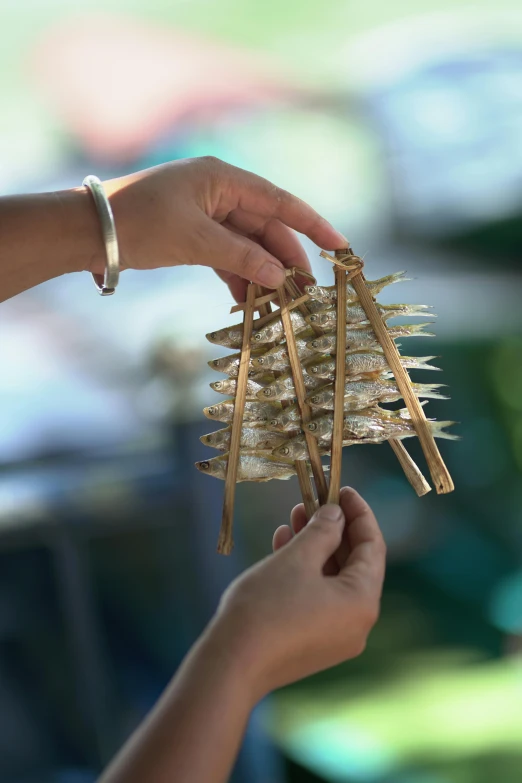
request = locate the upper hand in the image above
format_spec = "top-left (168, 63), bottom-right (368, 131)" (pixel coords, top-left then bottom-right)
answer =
top-left (94, 157), bottom-right (347, 302)
top-left (213, 487), bottom-right (386, 701)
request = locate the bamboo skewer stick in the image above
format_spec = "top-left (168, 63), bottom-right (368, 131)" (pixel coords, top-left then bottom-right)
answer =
top-left (327, 266), bottom-right (347, 504)
top-left (218, 283), bottom-right (257, 554)
top-left (256, 286), bottom-right (317, 519)
top-left (278, 285), bottom-right (328, 505)
top-left (335, 252), bottom-right (453, 494)
top-left (388, 439), bottom-right (431, 496)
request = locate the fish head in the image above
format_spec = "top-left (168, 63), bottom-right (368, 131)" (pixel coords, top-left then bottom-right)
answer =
top-left (195, 457), bottom-right (224, 479)
top-left (203, 401), bottom-right (230, 420)
top-left (272, 438), bottom-right (304, 460)
top-left (210, 380), bottom-right (229, 394)
top-left (256, 383), bottom-right (278, 401)
top-left (308, 389), bottom-right (331, 408)
top-left (306, 312), bottom-right (331, 328)
top-left (206, 328), bottom-right (230, 345)
top-left (305, 416), bottom-right (331, 439)
top-left (307, 336), bottom-right (330, 353)
top-left (305, 284), bottom-right (333, 303)
top-left (252, 353), bottom-right (275, 370)
top-left (306, 359), bottom-right (333, 379)
top-left (252, 322), bottom-right (278, 344)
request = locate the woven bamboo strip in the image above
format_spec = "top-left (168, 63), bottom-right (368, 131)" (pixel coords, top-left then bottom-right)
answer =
top-left (217, 283), bottom-right (257, 554)
top-left (278, 286), bottom-right (328, 505)
top-left (347, 263), bottom-right (454, 494)
top-left (388, 439), bottom-right (431, 496)
top-left (327, 266), bottom-right (347, 504)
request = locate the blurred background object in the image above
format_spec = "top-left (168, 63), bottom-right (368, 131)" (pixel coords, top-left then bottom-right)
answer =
top-left (0, 1), bottom-right (521, 781)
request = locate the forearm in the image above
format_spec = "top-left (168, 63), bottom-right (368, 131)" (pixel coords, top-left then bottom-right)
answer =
top-left (99, 618), bottom-right (256, 783)
top-left (0, 189), bottom-right (103, 302)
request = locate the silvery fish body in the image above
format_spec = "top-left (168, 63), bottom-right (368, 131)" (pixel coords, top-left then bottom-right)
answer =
top-left (251, 310), bottom-right (311, 345)
top-left (305, 408), bottom-right (457, 443)
top-left (210, 377), bottom-right (274, 401)
top-left (195, 453), bottom-right (300, 482)
top-left (304, 352), bottom-right (440, 382)
top-left (203, 398), bottom-right (282, 425)
top-left (307, 323), bottom-right (435, 354)
top-left (257, 372), bottom-right (326, 402)
top-left (307, 379), bottom-right (448, 411)
top-left (266, 403), bottom-right (305, 433)
top-left (200, 426), bottom-right (288, 452)
top-left (252, 338), bottom-right (322, 372)
top-left (208, 352), bottom-right (263, 377)
top-left (307, 303), bottom-right (435, 330)
top-left (304, 271), bottom-right (410, 305)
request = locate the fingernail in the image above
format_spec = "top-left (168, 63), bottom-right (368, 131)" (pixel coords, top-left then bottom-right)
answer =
top-left (257, 262), bottom-right (285, 289)
top-left (313, 504), bottom-right (344, 524)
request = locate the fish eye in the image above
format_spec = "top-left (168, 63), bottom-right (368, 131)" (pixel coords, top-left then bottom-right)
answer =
top-left (310, 366), bottom-right (318, 374)
top-left (263, 389), bottom-right (272, 397)
top-left (270, 419), bottom-right (279, 426)
top-left (208, 407), bottom-right (216, 416)
top-left (308, 422), bottom-right (317, 431)
top-left (214, 382), bottom-right (222, 390)
top-left (279, 447), bottom-right (290, 456)
top-left (254, 333), bottom-right (262, 341)
top-left (308, 286), bottom-right (317, 295)
top-left (210, 332), bottom-right (217, 340)
top-left (311, 341), bottom-right (319, 348)
top-left (257, 357), bottom-right (264, 365)
top-left (213, 359), bottom-right (220, 366)
top-left (311, 396), bottom-right (320, 403)
top-left (199, 461), bottom-right (210, 470)
top-left (310, 315), bottom-right (318, 322)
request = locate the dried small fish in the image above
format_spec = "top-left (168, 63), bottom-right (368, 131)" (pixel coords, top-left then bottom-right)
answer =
top-left (203, 398), bottom-right (282, 425)
top-left (307, 323), bottom-right (435, 354)
top-left (210, 376), bottom-right (274, 401)
top-left (305, 271), bottom-right (410, 306)
top-left (195, 453), bottom-right (302, 482)
top-left (307, 378), bottom-right (448, 411)
top-left (256, 371), bottom-right (326, 402)
top-left (305, 407), bottom-right (458, 442)
top-left (266, 403), bottom-right (305, 433)
top-left (206, 323), bottom-right (246, 350)
top-left (251, 310), bottom-right (311, 344)
top-left (304, 352), bottom-right (440, 382)
top-left (200, 426), bottom-right (288, 452)
top-left (251, 338), bottom-right (322, 372)
top-left (307, 303), bottom-right (435, 330)
top-left (208, 352), bottom-right (264, 377)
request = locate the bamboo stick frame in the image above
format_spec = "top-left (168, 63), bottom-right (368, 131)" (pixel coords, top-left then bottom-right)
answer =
top-left (217, 283), bottom-right (257, 554)
top-left (327, 266), bottom-right (347, 504)
top-left (331, 250), bottom-right (454, 494)
top-left (277, 285), bottom-right (329, 505)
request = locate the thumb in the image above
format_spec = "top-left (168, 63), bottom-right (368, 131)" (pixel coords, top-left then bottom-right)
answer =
top-left (192, 214), bottom-right (286, 289)
top-left (289, 504), bottom-right (345, 568)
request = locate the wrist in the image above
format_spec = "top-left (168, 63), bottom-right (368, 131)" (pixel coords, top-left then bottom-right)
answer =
top-left (64, 186), bottom-right (108, 276)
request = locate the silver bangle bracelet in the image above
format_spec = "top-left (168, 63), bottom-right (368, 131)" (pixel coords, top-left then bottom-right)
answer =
top-left (83, 175), bottom-right (120, 296)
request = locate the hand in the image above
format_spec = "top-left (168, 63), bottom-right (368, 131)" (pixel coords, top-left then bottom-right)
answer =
top-left (93, 157), bottom-right (347, 301)
top-left (213, 488), bottom-right (386, 701)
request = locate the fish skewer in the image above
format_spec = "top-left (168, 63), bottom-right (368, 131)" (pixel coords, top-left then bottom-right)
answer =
top-left (304, 352), bottom-right (440, 383)
top-left (307, 378), bottom-right (448, 411)
top-left (200, 426), bottom-right (290, 453)
top-left (304, 271), bottom-right (410, 306)
top-left (307, 322), bottom-right (435, 354)
top-left (307, 302), bottom-right (435, 330)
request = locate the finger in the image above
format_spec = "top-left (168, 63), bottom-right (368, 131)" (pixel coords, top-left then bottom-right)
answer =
top-left (218, 162), bottom-right (348, 250)
top-left (290, 503), bottom-right (307, 535)
top-left (272, 525), bottom-right (293, 552)
top-left (289, 504), bottom-right (345, 569)
top-left (225, 213), bottom-right (312, 276)
top-left (337, 487), bottom-right (386, 599)
top-left (193, 214), bottom-right (286, 290)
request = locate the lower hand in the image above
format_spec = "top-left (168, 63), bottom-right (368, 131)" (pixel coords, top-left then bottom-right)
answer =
top-left (89, 157), bottom-right (347, 301)
top-left (212, 487), bottom-right (386, 701)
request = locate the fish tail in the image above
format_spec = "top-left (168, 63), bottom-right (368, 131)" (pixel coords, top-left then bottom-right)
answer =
top-left (403, 355), bottom-right (441, 371)
top-left (431, 421), bottom-right (460, 440)
top-left (374, 270), bottom-right (411, 290)
top-left (403, 322), bottom-right (436, 337)
top-left (411, 382), bottom-right (449, 400)
top-left (383, 304), bottom-right (437, 318)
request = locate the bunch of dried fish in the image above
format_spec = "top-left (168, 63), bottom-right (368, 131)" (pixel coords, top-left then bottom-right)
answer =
top-left (196, 250), bottom-right (456, 555)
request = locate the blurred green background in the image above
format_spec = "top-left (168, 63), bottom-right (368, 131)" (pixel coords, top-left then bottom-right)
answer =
top-left (0, 1), bottom-right (521, 782)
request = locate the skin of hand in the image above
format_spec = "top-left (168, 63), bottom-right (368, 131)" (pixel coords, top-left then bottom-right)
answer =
top-left (218, 486), bottom-right (386, 698)
top-left (99, 487), bottom-right (385, 783)
top-left (95, 156), bottom-right (348, 301)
